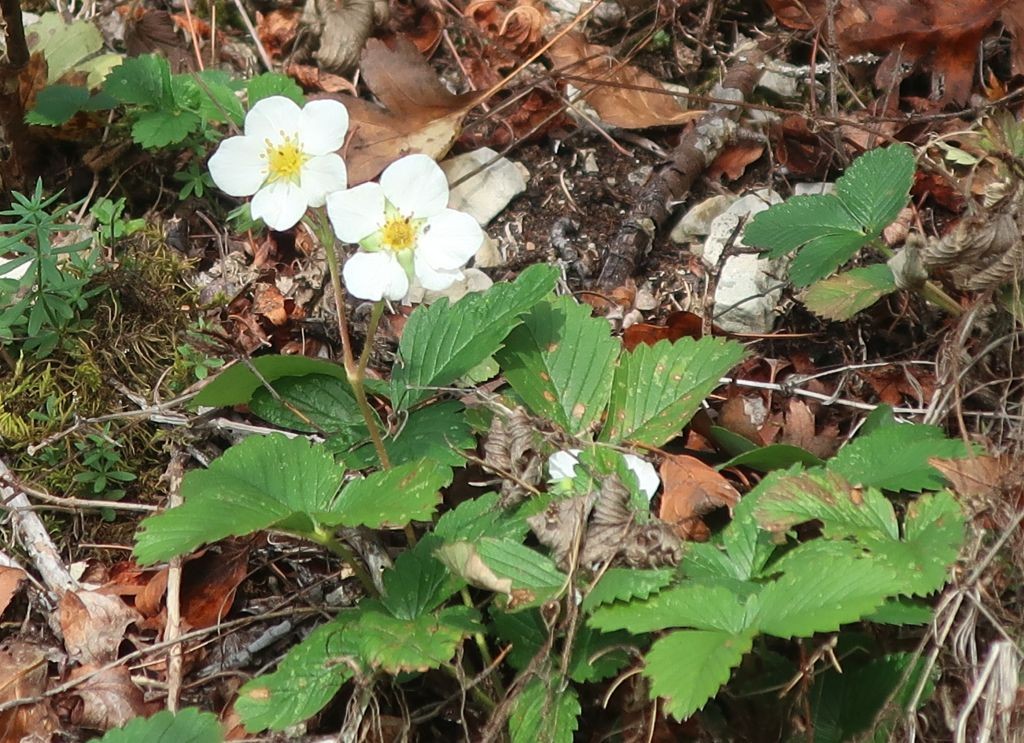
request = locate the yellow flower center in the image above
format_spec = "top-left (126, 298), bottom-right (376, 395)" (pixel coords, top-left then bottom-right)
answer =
top-left (381, 215), bottom-right (417, 251)
top-left (264, 135), bottom-right (308, 183)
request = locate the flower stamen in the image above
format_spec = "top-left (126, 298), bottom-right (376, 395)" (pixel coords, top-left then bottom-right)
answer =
top-left (265, 134), bottom-right (308, 184)
top-left (380, 215), bottom-right (417, 252)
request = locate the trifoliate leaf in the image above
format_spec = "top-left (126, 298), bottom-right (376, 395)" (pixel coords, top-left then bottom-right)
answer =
top-left (589, 580), bottom-right (754, 635)
top-left (351, 603), bottom-right (480, 673)
top-left (235, 615), bottom-right (361, 732)
top-left (434, 491), bottom-right (528, 543)
top-left (88, 708), bottom-right (222, 743)
top-left (828, 423), bottom-right (969, 492)
top-left (131, 109), bottom-right (201, 148)
top-left (601, 337), bottom-right (745, 447)
top-left (509, 678), bottom-right (580, 743)
top-left (380, 536), bottom-right (461, 620)
top-left (496, 295), bottom-right (618, 434)
top-left (744, 145), bottom-right (915, 287)
top-left (580, 567), bottom-right (674, 613)
top-left (134, 435), bottom-right (344, 564)
top-left (249, 373), bottom-right (363, 434)
top-left (803, 264), bottom-right (898, 320)
top-left (645, 629), bottom-right (755, 720)
top-left (317, 457), bottom-right (449, 528)
top-left (104, 53), bottom-right (172, 108)
top-left (391, 263), bottom-right (557, 409)
top-left (193, 355), bottom-right (350, 408)
top-left (246, 72), bottom-right (305, 106)
top-left (338, 400), bottom-right (474, 468)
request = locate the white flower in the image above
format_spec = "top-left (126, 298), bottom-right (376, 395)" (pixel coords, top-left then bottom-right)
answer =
top-left (326, 154), bottom-right (484, 301)
top-left (208, 96), bottom-right (348, 231)
top-left (547, 449), bottom-right (661, 502)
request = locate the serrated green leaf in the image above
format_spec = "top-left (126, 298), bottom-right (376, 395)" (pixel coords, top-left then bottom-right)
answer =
top-left (88, 708), bottom-right (222, 743)
top-left (26, 85), bottom-right (116, 126)
top-left (718, 444), bottom-right (824, 472)
top-left (836, 145), bottom-right (916, 233)
top-left (391, 264), bottom-right (558, 409)
top-left (132, 110), bottom-right (201, 148)
top-left (246, 72), bottom-right (305, 106)
top-left (317, 458), bottom-right (448, 528)
top-left (26, 14), bottom-right (104, 84)
top-left (645, 629), bottom-right (755, 720)
top-left (352, 603), bottom-right (479, 673)
top-left (568, 624), bottom-right (632, 682)
top-left (236, 616), bottom-right (360, 732)
top-left (76, 52), bottom-right (123, 88)
top-left (722, 500), bottom-right (776, 580)
top-left (803, 264), bottom-right (898, 320)
top-left (380, 536), bottom-right (461, 620)
top-left (601, 338), bottom-right (745, 447)
top-left (434, 491), bottom-right (528, 543)
top-left (755, 548), bottom-right (898, 638)
top-left (509, 678), bottom-right (580, 743)
top-left (709, 425), bottom-right (757, 456)
top-left (589, 580), bottom-right (754, 635)
top-left (828, 424), bottom-right (969, 492)
top-left (496, 296), bottom-right (618, 433)
top-left (866, 597), bottom-right (934, 625)
top-left (193, 355), bottom-right (350, 408)
top-left (581, 567), bottom-right (674, 613)
top-left (491, 608), bottom-right (546, 670)
top-left (338, 400), bottom-right (474, 468)
top-left (104, 53), bottom-right (171, 107)
top-left (134, 435), bottom-right (344, 564)
top-left (436, 538), bottom-right (565, 608)
top-left (249, 374), bottom-right (363, 434)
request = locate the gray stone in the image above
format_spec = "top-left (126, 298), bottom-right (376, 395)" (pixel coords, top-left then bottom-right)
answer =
top-left (671, 194), bottom-right (737, 244)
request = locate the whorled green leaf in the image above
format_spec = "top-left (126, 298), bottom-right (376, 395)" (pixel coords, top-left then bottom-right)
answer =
top-left (580, 567), bottom-right (674, 613)
top-left (351, 603), bottom-right (480, 673)
top-left (391, 263), bottom-right (558, 409)
top-left (192, 355), bottom-right (349, 408)
top-left (88, 708), bottom-right (222, 743)
top-left (589, 580), bottom-right (754, 635)
top-left (236, 616), bottom-right (361, 732)
top-left (803, 264), bottom-right (898, 320)
top-left (134, 435), bottom-right (344, 564)
top-left (645, 629), bottom-right (755, 720)
top-left (249, 373), bottom-right (363, 434)
top-left (317, 458), bottom-right (449, 528)
top-left (496, 295), bottom-right (618, 434)
top-left (509, 677), bottom-right (580, 743)
top-left (601, 337), bottom-right (745, 447)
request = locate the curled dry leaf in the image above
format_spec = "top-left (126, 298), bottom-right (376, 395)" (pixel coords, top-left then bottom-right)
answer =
top-left (659, 454), bottom-right (740, 540)
top-left (622, 310), bottom-right (704, 351)
top-left (63, 665), bottom-right (148, 731)
top-left (0, 566), bottom-right (27, 619)
top-left (59, 590), bottom-right (141, 665)
top-left (256, 9), bottom-right (300, 61)
top-left (0, 640), bottom-right (59, 741)
top-left (548, 31), bottom-right (702, 129)
top-left (708, 141), bottom-right (765, 182)
top-left (465, 0), bottom-right (547, 56)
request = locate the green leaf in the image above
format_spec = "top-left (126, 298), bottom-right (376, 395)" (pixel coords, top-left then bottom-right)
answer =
top-left (828, 423), bottom-right (969, 492)
top-left (246, 72), bottom-right (305, 106)
top-left (645, 629), bottom-right (755, 720)
top-left (581, 567), bottom-right (674, 613)
top-left (866, 597), bottom-right (934, 625)
top-left (104, 53), bottom-right (172, 107)
top-left (434, 491), bottom-right (528, 543)
top-left (744, 145), bottom-right (915, 287)
top-left (249, 374), bottom-right (363, 434)
top-left (435, 538), bottom-right (565, 608)
top-left (589, 580), bottom-right (754, 635)
top-left (755, 547), bottom-right (898, 638)
top-left (193, 355), bottom-right (349, 407)
top-left (351, 603), bottom-right (480, 673)
top-left (718, 444), bottom-right (823, 472)
top-left (88, 708), bottom-right (222, 743)
top-left (235, 616), bottom-right (360, 732)
top-left (132, 110), bottom-right (202, 148)
top-left (26, 14), bottom-right (104, 84)
top-left (380, 536), bottom-right (461, 620)
top-left (134, 435), bottom-right (344, 564)
top-left (496, 296), bottom-right (618, 434)
top-left (509, 678), bottom-right (580, 743)
top-left (601, 338), bottom-right (745, 446)
top-left (803, 264), bottom-right (898, 320)
top-left (490, 609), bottom-right (546, 670)
top-left (568, 624), bottom-right (632, 682)
top-left (338, 400), bottom-right (474, 468)
top-left (26, 85), bottom-right (116, 125)
top-left (317, 458), bottom-right (449, 528)
top-left (194, 70), bottom-right (246, 125)
top-left (391, 264), bottom-right (558, 409)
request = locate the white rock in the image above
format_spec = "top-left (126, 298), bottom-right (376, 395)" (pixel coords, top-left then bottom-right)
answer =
top-left (794, 182), bottom-right (836, 196)
top-left (671, 194), bottom-right (737, 244)
top-left (472, 234), bottom-right (504, 268)
top-left (442, 148), bottom-right (527, 227)
top-left (703, 189), bottom-right (786, 334)
top-left (405, 268), bottom-right (494, 305)
top-left (583, 151), bottom-right (599, 174)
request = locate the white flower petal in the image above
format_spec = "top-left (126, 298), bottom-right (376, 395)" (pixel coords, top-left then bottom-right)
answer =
top-left (251, 180), bottom-right (307, 231)
top-left (244, 96), bottom-right (302, 143)
top-left (298, 99), bottom-right (349, 156)
top-left (343, 251), bottom-right (409, 301)
top-left (417, 209), bottom-right (484, 270)
top-left (413, 253), bottom-right (463, 291)
top-left (548, 449), bottom-right (582, 481)
top-left (622, 454), bottom-right (660, 501)
top-left (208, 136), bottom-right (268, 196)
top-left (300, 154), bottom-right (347, 208)
top-left (381, 154), bottom-right (449, 218)
top-left (327, 183), bottom-right (386, 243)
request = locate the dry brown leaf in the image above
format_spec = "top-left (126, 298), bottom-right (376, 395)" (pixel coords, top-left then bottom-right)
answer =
top-left (64, 665), bottom-right (147, 731)
top-left (256, 9), bottom-right (299, 61)
top-left (180, 543), bottom-right (250, 630)
top-left (332, 38), bottom-right (482, 184)
top-left (0, 640), bottom-right (58, 741)
top-left (0, 566), bottom-right (27, 619)
top-left (708, 141), bottom-right (765, 182)
top-left (929, 455), bottom-right (1014, 499)
top-left (548, 31), bottom-right (702, 129)
top-left (659, 454), bottom-right (740, 540)
top-left (59, 591), bottom-right (141, 665)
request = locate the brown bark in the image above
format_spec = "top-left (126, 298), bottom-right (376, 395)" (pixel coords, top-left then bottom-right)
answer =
top-left (595, 42), bottom-right (768, 290)
top-left (0, 0), bottom-right (34, 197)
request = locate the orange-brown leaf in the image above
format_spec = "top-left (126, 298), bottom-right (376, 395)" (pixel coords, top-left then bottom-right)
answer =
top-left (658, 454), bottom-right (740, 540)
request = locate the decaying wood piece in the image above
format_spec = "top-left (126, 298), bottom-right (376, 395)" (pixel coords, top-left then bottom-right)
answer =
top-left (595, 41), bottom-right (767, 290)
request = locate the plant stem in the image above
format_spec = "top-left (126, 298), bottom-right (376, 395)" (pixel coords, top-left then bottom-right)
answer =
top-left (312, 213), bottom-right (391, 470)
top-left (314, 529), bottom-right (378, 596)
top-left (873, 241), bottom-right (963, 317)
